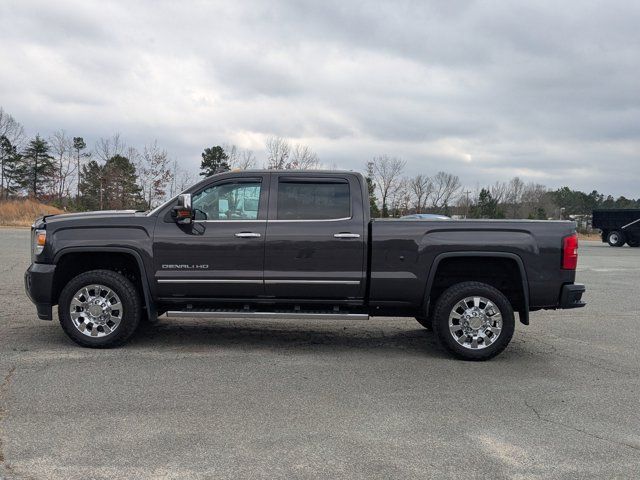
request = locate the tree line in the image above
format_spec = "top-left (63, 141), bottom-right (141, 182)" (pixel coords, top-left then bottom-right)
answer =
top-left (0, 107), bottom-right (197, 210)
top-left (364, 156), bottom-right (639, 220)
top-left (2, 106), bottom-right (637, 218)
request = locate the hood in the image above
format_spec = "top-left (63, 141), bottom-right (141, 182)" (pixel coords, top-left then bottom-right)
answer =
top-left (35, 210), bottom-right (143, 227)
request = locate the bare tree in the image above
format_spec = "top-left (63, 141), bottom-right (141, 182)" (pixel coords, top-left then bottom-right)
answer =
top-left (409, 174), bottom-right (433, 213)
top-left (390, 177), bottom-right (412, 217)
top-left (168, 160), bottom-right (197, 197)
top-left (371, 155), bottom-right (406, 217)
top-left (0, 107), bottom-right (25, 197)
top-left (177, 167), bottom-right (196, 193)
top-left (266, 136), bottom-right (290, 169)
top-left (226, 144), bottom-right (257, 170)
top-left (49, 130), bottom-right (76, 203)
top-left (521, 182), bottom-right (550, 218)
top-left (289, 143), bottom-right (320, 169)
top-left (137, 141), bottom-right (172, 209)
top-left (238, 149), bottom-right (257, 169)
top-left (505, 177), bottom-right (525, 218)
top-left (490, 181), bottom-right (509, 205)
top-left (0, 107), bottom-right (24, 145)
top-left (94, 133), bottom-right (125, 163)
top-left (457, 189), bottom-right (474, 218)
top-left (430, 171), bottom-right (461, 212)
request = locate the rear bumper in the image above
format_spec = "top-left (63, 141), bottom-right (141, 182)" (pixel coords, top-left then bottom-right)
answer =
top-left (24, 263), bottom-right (56, 320)
top-left (559, 283), bottom-right (586, 309)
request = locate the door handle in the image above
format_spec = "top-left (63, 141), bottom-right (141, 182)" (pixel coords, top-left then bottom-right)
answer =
top-left (333, 233), bottom-right (361, 239)
top-left (235, 232), bottom-right (262, 238)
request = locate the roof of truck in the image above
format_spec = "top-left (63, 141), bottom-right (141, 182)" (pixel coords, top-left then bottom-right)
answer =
top-left (226, 169), bottom-right (360, 174)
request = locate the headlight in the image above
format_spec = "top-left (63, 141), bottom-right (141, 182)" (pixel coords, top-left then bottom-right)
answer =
top-left (34, 229), bottom-right (46, 255)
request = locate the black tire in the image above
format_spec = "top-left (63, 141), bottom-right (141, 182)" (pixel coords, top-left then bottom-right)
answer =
top-left (59, 269), bottom-right (141, 348)
top-left (627, 237), bottom-right (640, 248)
top-left (415, 316), bottom-right (433, 330)
top-left (432, 281), bottom-right (515, 361)
top-left (607, 230), bottom-right (625, 247)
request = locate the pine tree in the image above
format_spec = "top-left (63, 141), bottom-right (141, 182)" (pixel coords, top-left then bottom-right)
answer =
top-left (73, 137), bottom-right (89, 200)
top-left (19, 135), bottom-right (55, 199)
top-left (80, 155), bottom-right (145, 211)
top-left (102, 155), bottom-right (144, 210)
top-left (472, 188), bottom-right (504, 219)
top-left (366, 176), bottom-right (380, 218)
top-left (200, 146), bottom-right (230, 177)
top-left (78, 160), bottom-right (103, 211)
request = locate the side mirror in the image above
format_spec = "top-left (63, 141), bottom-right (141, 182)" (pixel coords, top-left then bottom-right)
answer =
top-left (172, 193), bottom-right (194, 224)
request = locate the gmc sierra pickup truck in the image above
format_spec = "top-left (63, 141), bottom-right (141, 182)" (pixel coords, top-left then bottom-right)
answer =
top-left (25, 170), bottom-right (585, 360)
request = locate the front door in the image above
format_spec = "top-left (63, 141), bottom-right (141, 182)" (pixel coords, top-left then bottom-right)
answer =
top-left (153, 175), bottom-right (269, 299)
top-left (264, 173), bottom-right (366, 300)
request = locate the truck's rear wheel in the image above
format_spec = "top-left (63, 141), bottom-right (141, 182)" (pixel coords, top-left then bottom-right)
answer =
top-left (607, 230), bottom-right (625, 247)
top-left (627, 237), bottom-right (640, 247)
top-left (432, 282), bottom-right (515, 360)
top-left (59, 269), bottom-right (141, 348)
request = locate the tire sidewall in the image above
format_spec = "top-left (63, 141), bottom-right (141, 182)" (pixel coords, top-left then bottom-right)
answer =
top-left (433, 282), bottom-right (515, 360)
top-left (607, 231), bottom-right (625, 247)
top-left (59, 270), bottom-right (140, 347)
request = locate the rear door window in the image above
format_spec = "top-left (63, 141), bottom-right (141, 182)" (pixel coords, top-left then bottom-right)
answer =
top-left (277, 181), bottom-right (350, 220)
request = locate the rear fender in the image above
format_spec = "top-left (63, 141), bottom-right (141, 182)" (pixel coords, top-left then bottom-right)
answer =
top-left (423, 251), bottom-right (530, 325)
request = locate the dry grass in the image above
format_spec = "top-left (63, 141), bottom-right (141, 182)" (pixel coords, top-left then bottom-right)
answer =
top-left (578, 232), bottom-right (601, 241)
top-left (0, 199), bottom-right (64, 227)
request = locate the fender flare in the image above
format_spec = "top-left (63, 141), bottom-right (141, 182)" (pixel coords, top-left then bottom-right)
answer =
top-left (53, 246), bottom-right (156, 322)
top-left (423, 251), bottom-right (530, 325)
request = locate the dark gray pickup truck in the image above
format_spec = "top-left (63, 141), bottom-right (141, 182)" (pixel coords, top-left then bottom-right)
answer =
top-left (25, 170), bottom-right (585, 360)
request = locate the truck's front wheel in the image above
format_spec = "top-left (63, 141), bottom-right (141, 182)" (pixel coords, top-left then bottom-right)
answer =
top-left (432, 282), bottom-right (515, 361)
top-left (58, 269), bottom-right (141, 348)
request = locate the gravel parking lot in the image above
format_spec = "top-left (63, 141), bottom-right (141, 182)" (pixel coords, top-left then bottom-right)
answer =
top-left (0, 228), bottom-right (639, 479)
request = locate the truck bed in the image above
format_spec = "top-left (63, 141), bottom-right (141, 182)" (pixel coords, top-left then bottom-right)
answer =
top-left (369, 219), bottom-right (577, 309)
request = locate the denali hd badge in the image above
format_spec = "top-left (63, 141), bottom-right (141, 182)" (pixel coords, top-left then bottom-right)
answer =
top-left (161, 264), bottom-right (209, 269)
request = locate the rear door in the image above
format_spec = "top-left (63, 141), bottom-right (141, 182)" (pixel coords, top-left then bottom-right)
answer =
top-left (264, 173), bottom-right (366, 300)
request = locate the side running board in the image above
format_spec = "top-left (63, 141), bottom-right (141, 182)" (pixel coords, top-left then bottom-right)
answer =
top-left (164, 309), bottom-right (369, 321)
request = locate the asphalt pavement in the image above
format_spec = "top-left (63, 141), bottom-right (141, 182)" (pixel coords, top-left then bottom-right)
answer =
top-left (0, 228), bottom-right (639, 479)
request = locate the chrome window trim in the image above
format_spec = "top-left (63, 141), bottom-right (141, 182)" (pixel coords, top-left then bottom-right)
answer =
top-left (192, 219), bottom-right (268, 223)
top-left (191, 218), bottom-right (352, 223)
top-left (158, 279), bottom-right (360, 285)
top-left (269, 217), bottom-right (352, 223)
top-left (157, 279), bottom-right (262, 284)
top-left (264, 280), bottom-right (360, 285)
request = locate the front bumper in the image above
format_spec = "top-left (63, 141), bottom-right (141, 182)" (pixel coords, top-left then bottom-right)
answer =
top-left (24, 263), bottom-right (56, 320)
top-left (559, 283), bottom-right (586, 309)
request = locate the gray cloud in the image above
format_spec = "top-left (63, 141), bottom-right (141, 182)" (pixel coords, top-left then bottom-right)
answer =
top-left (0, 0), bottom-right (638, 196)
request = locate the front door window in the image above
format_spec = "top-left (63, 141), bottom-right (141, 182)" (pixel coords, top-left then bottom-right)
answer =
top-left (192, 182), bottom-right (261, 220)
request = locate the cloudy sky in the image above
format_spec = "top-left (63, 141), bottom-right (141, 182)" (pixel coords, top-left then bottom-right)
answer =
top-left (1, 0), bottom-right (639, 196)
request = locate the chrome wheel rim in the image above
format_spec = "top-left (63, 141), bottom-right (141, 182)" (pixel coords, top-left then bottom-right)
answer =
top-left (69, 284), bottom-right (123, 337)
top-left (609, 233), bottom-right (619, 244)
top-left (448, 296), bottom-right (502, 350)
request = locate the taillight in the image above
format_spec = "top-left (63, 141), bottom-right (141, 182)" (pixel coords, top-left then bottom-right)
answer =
top-left (562, 233), bottom-right (578, 270)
